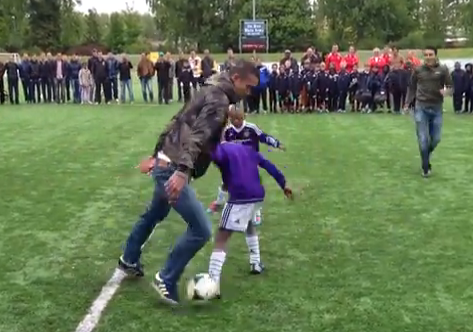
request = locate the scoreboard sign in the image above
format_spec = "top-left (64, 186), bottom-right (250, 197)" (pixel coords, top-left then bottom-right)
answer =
top-left (239, 19), bottom-right (269, 52)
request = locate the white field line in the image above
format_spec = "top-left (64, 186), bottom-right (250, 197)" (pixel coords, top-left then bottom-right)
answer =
top-left (74, 227), bottom-right (157, 332)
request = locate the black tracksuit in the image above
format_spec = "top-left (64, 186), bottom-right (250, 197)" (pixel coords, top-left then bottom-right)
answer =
top-left (178, 66), bottom-right (193, 103)
top-left (382, 66), bottom-right (391, 110)
top-left (5, 61), bottom-right (20, 104)
top-left (19, 60), bottom-right (31, 103)
top-left (277, 72), bottom-right (290, 111)
top-left (0, 62), bottom-right (5, 104)
top-left (268, 71), bottom-right (278, 113)
top-left (317, 71), bottom-right (330, 110)
top-left (451, 68), bottom-right (467, 112)
top-left (155, 60), bottom-right (171, 104)
top-left (465, 66), bottom-right (473, 113)
top-left (289, 71), bottom-right (302, 111)
top-left (385, 69), bottom-right (403, 113)
top-left (337, 70), bottom-right (351, 111)
top-left (40, 60), bottom-right (51, 102)
top-left (94, 58), bottom-right (109, 104)
top-left (29, 60), bottom-right (41, 103)
top-left (200, 56), bottom-right (215, 82)
top-left (306, 70), bottom-right (318, 111)
top-left (175, 59), bottom-right (185, 102)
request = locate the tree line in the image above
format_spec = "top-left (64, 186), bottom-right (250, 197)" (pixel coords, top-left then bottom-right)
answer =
top-left (1, 0), bottom-right (472, 55)
top-left (0, 0), bottom-right (158, 54)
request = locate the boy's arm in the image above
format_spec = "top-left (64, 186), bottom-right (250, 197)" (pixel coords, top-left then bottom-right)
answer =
top-left (257, 152), bottom-right (286, 190)
top-left (252, 124), bottom-right (282, 149)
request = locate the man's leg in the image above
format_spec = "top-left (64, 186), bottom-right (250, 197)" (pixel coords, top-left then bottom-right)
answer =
top-left (428, 106), bottom-right (443, 158)
top-left (121, 167), bottom-right (172, 269)
top-left (156, 182), bottom-right (212, 301)
top-left (414, 105), bottom-right (432, 176)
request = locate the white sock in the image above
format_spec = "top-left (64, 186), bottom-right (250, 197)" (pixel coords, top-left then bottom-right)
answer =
top-left (245, 235), bottom-right (261, 264)
top-left (253, 208), bottom-right (262, 222)
top-left (215, 186), bottom-right (226, 205)
top-left (208, 251), bottom-right (226, 283)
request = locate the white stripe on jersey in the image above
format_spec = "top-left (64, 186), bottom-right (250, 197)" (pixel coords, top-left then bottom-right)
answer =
top-left (244, 122), bottom-right (263, 135)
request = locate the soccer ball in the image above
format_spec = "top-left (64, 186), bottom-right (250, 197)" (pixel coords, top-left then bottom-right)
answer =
top-left (186, 273), bottom-right (219, 301)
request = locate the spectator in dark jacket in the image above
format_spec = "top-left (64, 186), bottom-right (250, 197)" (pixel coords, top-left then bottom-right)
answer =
top-left (175, 52), bottom-right (186, 102)
top-left (94, 52), bottom-right (109, 104)
top-left (29, 55), bottom-right (41, 103)
top-left (39, 53), bottom-right (52, 103)
top-left (118, 54), bottom-right (134, 103)
top-left (69, 54), bottom-right (82, 103)
top-left (106, 52), bottom-right (119, 102)
top-left (155, 53), bottom-right (171, 104)
top-left (465, 64), bottom-right (473, 113)
top-left (53, 53), bottom-right (68, 104)
top-left (0, 61), bottom-right (4, 104)
top-left (5, 55), bottom-right (20, 104)
top-left (20, 53), bottom-right (31, 103)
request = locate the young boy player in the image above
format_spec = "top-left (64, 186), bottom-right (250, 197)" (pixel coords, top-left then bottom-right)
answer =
top-left (208, 142), bottom-right (293, 293)
top-left (207, 107), bottom-right (285, 225)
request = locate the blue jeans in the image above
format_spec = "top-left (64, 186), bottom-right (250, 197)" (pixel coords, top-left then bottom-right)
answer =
top-left (414, 104), bottom-right (443, 171)
top-left (120, 79), bottom-right (134, 103)
top-left (139, 77), bottom-right (154, 102)
top-left (122, 164), bottom-right (212, 285)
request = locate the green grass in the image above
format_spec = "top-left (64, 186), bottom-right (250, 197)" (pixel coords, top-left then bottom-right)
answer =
top-left (126, 48), bottom-right (473, 64)
top-left (2, 97), bottom-right (473, 332)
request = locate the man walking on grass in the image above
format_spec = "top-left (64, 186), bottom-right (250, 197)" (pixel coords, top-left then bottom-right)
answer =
top-left (404, 46), bottom-right (452, 178)
top-left (118, 59), bottom-right (259, 305)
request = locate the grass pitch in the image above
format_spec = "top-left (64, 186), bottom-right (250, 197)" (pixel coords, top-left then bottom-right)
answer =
top-left (1, 100), bottom-right (473, 332)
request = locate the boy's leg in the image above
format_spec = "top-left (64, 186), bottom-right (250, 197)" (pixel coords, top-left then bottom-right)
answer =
top-left (246, 206), bottom-right (264, 274)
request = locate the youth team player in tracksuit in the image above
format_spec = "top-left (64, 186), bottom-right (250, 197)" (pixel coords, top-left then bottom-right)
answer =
top-left (348, 65), bottom-right (359, 111)
top-left (465, 64), bottom-right (473, 113)
top-left (304, 63), bottom-right (317, 112)
top-left (289, 67), bottom-right (302, 112)
top-left (367, 65), bottom-right (385, 113)
top-left (327, 63), bottom-right (339, 112)
top-left (268, 64), bottom-right (279, 113)
top-left (277, 64), bottom-right (291, 112)
top-left (207, 106), bottom-right (285, 226)
top-left (356, 64), bottom-right (372, 112)
top-left (337, 62), bottom-right (351, 113)
top-left (381, 65), bottom-right (391, 112)
top-left (178, 59), bottom-right (193, 103)
top-left (384, 63), bottom-right (403, 113)
top-left (317, 62), bottom-right (330, 112)
top-left (451, 62), bottom-right (467, 113)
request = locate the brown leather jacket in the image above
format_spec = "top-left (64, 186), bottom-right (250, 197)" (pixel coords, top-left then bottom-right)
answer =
top-left (137, 58), bottom-right (155, 78)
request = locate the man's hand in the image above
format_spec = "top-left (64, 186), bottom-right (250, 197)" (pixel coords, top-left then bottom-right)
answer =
top-left (138, 156), bottom-right (156, 174)
top-left (284, 187), bottom-right (293, 200)
top-left (403, 105), bottom-right (410, 113)
top-left (165, 171), bottom-right (189, 203)
top-left (440, 88), bottom-right (451, 97)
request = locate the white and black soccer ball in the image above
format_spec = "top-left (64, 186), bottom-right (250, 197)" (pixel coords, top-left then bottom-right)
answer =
top-left (186, 273), bottom-right (218, 301)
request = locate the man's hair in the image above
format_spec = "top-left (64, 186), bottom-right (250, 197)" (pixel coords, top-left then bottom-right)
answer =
top-left (425, 46), bottom-right (438, 55)
top-left (228, 58), bottom-right (259, 79)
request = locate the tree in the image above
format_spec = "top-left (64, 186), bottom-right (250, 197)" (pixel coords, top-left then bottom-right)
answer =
top-left (122, 10), bottom-right (142, 45)
top-left (60, 0), bottom-right (85, 49)
top-left (29, 0), bottom-right (62, 51)
top-left (107, 13), bottom-right (126, 52)
top-left (85, 9), bottom-right (102, 44)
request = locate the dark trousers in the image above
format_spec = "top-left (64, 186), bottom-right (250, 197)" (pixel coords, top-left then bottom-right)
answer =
top-left (95, 79), bottom-right (106, 104)
top-left (401, 88), bottom-right (407, 108)
top-left (0, 78), bottom-right (4, 104)
top-left (158, 79), bottom-right (170, 104)
top-left (192, 77), bottom-right (198, 91)
top-left (41, 78), bottom-right (52, 102)
top-left (29, 78), bottom-right (41, 103)
top-left (183, 84), bottom-right (191, 103)
top-left (55, 78), bottom-right (66, 104)
top-left (168, 80), bottom-right (174, 100)
top-left (317, 92), bottom-right (327, 109)
top-left (109, 77), bottom-right (118, 101)
top-left (256, 88), bottom-right (268, 111)
top-left (453, 92), bottom-right (463, 112)
top-left (8, 78), bottom-right (19, 104)
top-left (338, 91), bottom-right (348, 111)
top-left (72, 78), bottom-right (80, 103)
top-left (392, 90), bottom-right (402, 113)
top-left (269, 89), bottom-right (277, 112)
top-left (65, 78), bottom-right (71, 102)
top-left (309, 93), bottom-right (316, 110)
top-left (21, 79), bottom-right (30, 102)
top-left (328, 91), bottom-right (338, 111)
top-left (177, 79), bottom-right (183, 101)
top-left (385, 87), bottom-right (391, 110)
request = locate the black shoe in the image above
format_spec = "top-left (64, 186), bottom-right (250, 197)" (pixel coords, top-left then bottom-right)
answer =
top-left (250, 262), bottom-right (265, 275)
top-left (118, 256), bottom-right (145, 277)
top-left (151, 273), bottom-right (179, 305)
